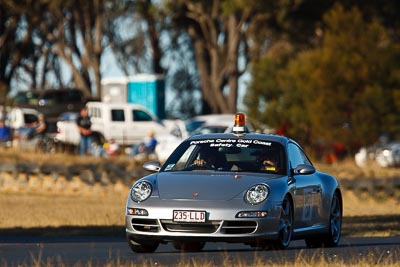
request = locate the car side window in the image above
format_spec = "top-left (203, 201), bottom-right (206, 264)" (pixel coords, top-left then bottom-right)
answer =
top-left (89, 107), bottom-right (101, 118)
top-left (111, 109), bottom-right (125, 122)
top-left (288, 143), bottom-right (312, 168)
top-left (132, 110), bottom-right (153, 122)
top-left (24, 114), bottom-right (38, 124)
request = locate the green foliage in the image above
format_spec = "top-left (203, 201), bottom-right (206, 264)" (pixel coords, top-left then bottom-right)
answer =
top-left (246, 4), bottom-right (400, 154)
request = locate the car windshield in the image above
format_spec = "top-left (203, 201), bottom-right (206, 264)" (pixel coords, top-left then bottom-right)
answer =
top-left (162, 138), bottom-right (286, 175)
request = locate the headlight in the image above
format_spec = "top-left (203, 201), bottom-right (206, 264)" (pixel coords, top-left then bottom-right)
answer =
top-left (130, 181), bottom-right (152, 203)
top-left (245, 184), bottom-right (269, 204)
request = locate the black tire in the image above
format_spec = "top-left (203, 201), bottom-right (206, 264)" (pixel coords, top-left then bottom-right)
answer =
top-left (172, 241), bottom-right (205, 252)
top-left (305, 191), bottom-right (342, 248)
top-left (271, 195), bottom-right (293, 249)
top-left (127, 238), bottom-right (159, 253)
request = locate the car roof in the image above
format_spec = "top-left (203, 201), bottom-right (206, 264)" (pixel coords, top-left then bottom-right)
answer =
top-left (10, 107), bottom-right (42, 115)
top-left (86, 101), bottom-right (151, 109)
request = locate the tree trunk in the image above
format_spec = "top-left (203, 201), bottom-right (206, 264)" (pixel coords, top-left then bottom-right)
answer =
top-left (180, 1), bottom-right (252, 114)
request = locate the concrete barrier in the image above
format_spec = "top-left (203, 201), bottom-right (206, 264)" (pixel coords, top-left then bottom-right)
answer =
top-left (0, 162), bottom-right (149, 196)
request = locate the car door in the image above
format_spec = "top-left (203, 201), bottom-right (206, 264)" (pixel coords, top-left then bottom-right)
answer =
top-left (129, 108), bottom-right (166, 144)
top-left (288, 142), bottom-right (322, 230)
top-left (106, 107), bottom-right (128, 145)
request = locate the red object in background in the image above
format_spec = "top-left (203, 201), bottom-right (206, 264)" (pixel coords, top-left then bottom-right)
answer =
top-left (333, 142), bottom-right (345, 158)
top-left (325, 153), bottom-right (338, 164)
top-left (276, 125), bottom-right (287, 136)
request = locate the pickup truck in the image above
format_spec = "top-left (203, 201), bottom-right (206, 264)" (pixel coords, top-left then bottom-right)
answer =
top-left (55, 102), bottom-right (180, 158)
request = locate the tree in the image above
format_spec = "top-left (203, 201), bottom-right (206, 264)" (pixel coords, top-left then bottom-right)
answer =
top-left (167, 0), bottom-right (269, 114)
top-left (105, 0), bottom-right (165, 75)
top-left (0, 0), bottom-right (109, 99)
top-left (0, 1), bottom-right (47, 103)
top-left (105, 0), bottom-right (202, 118)
top-left (246, 4), bottom-right (400, 154)
top-left (43, 0), bottom-right (107, 98)
top-left (0, 3), bottom-right (19, 104)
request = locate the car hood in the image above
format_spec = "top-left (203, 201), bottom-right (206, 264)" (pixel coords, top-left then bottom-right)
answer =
top-left (155, 171), bottom-right (276, 201)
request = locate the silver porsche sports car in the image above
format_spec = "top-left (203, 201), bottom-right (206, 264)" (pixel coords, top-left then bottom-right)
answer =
top-left (126, 114), bottom-right (342, 253)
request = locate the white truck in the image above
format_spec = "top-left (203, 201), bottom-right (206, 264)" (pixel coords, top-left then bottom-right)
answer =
top-left (55, 102), bottom-right (181, 159)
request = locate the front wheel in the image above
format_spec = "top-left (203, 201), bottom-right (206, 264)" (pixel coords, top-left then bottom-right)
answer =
top-left (271, 195), bottom-right (293, 249)
top-left (305, 191), bottom-right (342, 248)
top-left (127, 238), bottom-right (159, 253)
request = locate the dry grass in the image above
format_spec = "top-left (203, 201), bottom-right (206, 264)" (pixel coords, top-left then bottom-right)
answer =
top-left (0, 147), bottom-right (139, 169)
top-left (315, 158), bottom-right (400, 180)
top-left (0, 192), bottom-right (127, 229)
top-left (342, 190), bottom-right (398, 217)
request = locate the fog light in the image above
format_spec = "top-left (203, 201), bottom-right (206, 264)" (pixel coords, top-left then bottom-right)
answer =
top-left (236, 211), bottom-right (268, 218)
top-left (127, 208), bottom-right (148, 216)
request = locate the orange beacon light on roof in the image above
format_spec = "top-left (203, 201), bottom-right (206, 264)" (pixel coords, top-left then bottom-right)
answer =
top-left (233, 113), bottom-right (246, 134)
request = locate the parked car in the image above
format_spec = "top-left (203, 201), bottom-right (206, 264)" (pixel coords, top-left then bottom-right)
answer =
top-left (354, 137), bottom-right (400, 168)
top-left (56, 102), bottom-right (174, 156)
top-left (182, 114), bottom-right (255, 138)
top-left (13, 88), bottom-right (88, 119)
top-left (125, 113), bottom-right (342, 253)
top-left (3, 107), bottom-right (55, 153)
top-left (13, 91), bottom-right (41, 107)
top-left (6, 107), bottom-right (41, 130)
top-left (375, 142), bottom-right (400, 167)
top-left (153, 115), bottom-right (255, 162)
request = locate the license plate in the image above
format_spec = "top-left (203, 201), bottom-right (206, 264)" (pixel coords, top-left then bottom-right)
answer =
top-left (173, 210), bottom-right (206, 223)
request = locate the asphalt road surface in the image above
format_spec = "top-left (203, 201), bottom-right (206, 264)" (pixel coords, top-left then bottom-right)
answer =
top-left (0, 236), bottom-right (399, 266)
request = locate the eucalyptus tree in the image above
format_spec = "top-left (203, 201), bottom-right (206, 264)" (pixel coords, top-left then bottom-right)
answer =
top-left (167, 0), bottom-right (273, 114)
top-left (0, 0), bottom-right (52, 102)
top-left (246, 4), bottom-right (400, 152)
top-left (42, 0), bottom-right (109, 98)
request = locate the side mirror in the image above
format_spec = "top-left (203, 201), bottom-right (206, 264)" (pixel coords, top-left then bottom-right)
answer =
top-left (143, 161), bottom-right (161, 172)
top-left (293, 164), bottom-right (316, 175)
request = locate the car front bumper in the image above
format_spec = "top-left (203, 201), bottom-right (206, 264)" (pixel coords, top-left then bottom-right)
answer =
top-left (125, 199), bottom-right (282, 243)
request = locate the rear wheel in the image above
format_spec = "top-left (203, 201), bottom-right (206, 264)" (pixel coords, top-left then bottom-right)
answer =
top-left (127, 238), bottom-right (159, 253)
top-left (172, 241), bottom-right (205, 252)
top-left (305, 191), bottom-right (342, 248)
top-left (271, 195), bottom-right (293, 249)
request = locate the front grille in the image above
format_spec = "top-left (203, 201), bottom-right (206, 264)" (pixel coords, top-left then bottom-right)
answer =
top-left (160, 220), bottom-right (221, 233)
top-left (220, 221), bottom-right (257, 234)
top-left (131, 218), bottom-right (160, 232)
